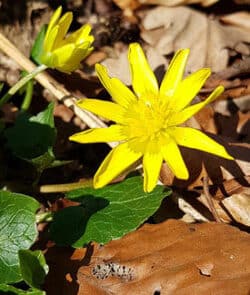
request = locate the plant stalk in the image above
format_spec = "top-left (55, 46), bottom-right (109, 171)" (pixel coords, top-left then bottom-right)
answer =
top-left (0, 64), bottom-right (47, 107)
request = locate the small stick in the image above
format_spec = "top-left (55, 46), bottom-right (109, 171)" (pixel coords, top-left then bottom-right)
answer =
top-left (203, 176), bottom-right (222, 223)
top-left (0, 33), bottom-right (116, 148)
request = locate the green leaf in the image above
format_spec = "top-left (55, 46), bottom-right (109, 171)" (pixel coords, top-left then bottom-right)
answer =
top-left (18, 250), bottom-right (48, 289)
top-left (4, 103), bottom-right (56, 170)
top-left (0, 284), bottom-right (44, 295)
top-left (50, 176), bottom-right (170, 247)
top-left (0, 191), bottom-right (39, 284)
top-left (30, 25), bottom-right (47, 65)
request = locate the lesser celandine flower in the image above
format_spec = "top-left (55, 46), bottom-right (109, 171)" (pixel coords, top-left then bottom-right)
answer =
top-left (40, 6), bottom-right (94, 73)
top-left (70, 43), bottom-right (233, 192)
top-left (0, 6), bottom-right (94, 109)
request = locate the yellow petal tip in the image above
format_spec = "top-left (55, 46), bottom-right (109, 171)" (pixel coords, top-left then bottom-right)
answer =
top-left (144, 185), bottom-right (154, 193)
top-left (93, 178), bottom-right (105, 190)
top-left (175, 169), bottom-right (189, 180)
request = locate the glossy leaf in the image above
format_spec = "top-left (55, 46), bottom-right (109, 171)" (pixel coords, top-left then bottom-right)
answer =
top-left (50, 176), bottom-right (170, 247)
top-left (0, 191), bottom-right (39, 284)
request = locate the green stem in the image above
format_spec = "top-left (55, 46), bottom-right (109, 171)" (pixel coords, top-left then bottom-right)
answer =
top-left (21, 78), bottom-right (34, 111)
top-left (39, 179), bottom-right (93, 193)
top-left (0, 64), bottom-right (47, 108)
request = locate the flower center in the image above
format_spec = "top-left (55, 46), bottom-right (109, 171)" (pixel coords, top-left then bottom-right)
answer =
top-left (123, 97), bottom-right (170, 142)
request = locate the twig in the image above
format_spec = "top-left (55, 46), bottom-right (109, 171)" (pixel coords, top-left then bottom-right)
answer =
top-left (0, 33), bottom-right (116, 148)
top-left (203, 176), bottom-right (222, 223)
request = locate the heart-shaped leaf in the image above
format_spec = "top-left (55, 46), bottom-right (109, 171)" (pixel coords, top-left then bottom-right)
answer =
top-left (50, 176), bottom-right (170, 247)
top-left (18, 250), bottom-right (48, 289)
top-left (0, 191), bottom-right (39, 284)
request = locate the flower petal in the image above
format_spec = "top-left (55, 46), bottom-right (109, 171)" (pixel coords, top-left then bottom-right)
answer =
top-left (171, 127), bottom-right (233, 160)
top-left (143, 152), bottom-right (163, 192)
top-left (128, 43), bottom-right (158, 97)
top-left (94, 142), bottom-right (142, 188)
top-left (77, 99), bottom-right (125, 123)
top-left (169, 86), bottom-right (224, 126)
top-left (64, 24), bottom-right (92, 45)
top-left (69, 125), bottom-right (126, 143)
top-left (76, 24), bottom-right (92, 43)
top-left (57, 45), bottom-right (93, 72)
top-left (53, 12), bottom-right (73, 48)
top-left (172, 68), bottom-right (211, 111)
top-left (77, 41), bottom-right (93, 52)
top-left (160, 49), bottom-right (190, 98)
top-left (43, 25), bottom-right (59, 53)
top-left (44, 6), bottom-right (62, 45)
top-left (161, 139), bottom-right (189, 179)
top-left (95, 64), bottom-right (136, 107)
top-left (50, 43), bottom-right (75, 71)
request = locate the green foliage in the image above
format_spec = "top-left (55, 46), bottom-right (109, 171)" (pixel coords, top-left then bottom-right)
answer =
top-left (50, 176), bottom-right (170, 247)
top-left (18, 250), bottom-right (48, 290)
top-left (31, 25), bottom-right (47, 65)
top-left (0, 191), bottom-right (39, 284)
top-left (0, 284), bottom-right (44, 295)
top-left (4, 102), bottom-right (56, 172)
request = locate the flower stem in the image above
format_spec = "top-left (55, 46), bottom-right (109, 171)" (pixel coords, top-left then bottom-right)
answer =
top-left (21, 78), bottom-right (34, 111)
top-left (0, 64), bottom-right (47, 108)
top-left (39, 179), bottom-right (93, 193)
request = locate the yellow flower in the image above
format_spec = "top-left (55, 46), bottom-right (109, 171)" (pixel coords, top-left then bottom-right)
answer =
top-left (40, 6), bottom-right (94, 73)
top-left (70, 43), bottom-right (233, 192)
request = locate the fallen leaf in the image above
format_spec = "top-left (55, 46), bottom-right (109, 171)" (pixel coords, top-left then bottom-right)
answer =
top-left (77, 220), bottom-right (250, 294)
top-left (112, 0), bottom-right (220, 12)
top-left (220, 12), bottom-right (250, 30)
top-left (160, 140), bottom-right (250, 189)
top-left (140, 6), bottom-right (250, 72)
top-left (112, 0), bottom-right (141, 12)
top-left (139, 0), bottom-right (219, 7)
top-left (85, 51), bottom-right (107, 67)
top-left (176, 193), bottom-right (210, 222)
top-left (222, 193), bottom-right (250, 226)
top-left (234, 0), bottom-right (250, 4)
top-left (197, 193), bottom-right (233, 223)
top-left (214, 95), bottom-right (250, 115)
top-left (102, 44), bottom-right (168, 85)
top-left (213, 176), bottom-right (250, 199)
top-left (44, 220), bottom-right (250, 294)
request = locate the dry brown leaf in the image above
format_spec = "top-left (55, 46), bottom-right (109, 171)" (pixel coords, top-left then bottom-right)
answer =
top-left (112, 0), bottom-right (141, 11)
top-left (85, 51), bottom-right (108, 67)
top-left (214, 95), bottom-right (250, 115)
top-left (170, 176), bottom-right (250, 224)
top-left (197, 193), bottom-right (233, 223)
top-left (214, 176), bottom-right (250, 199)
top-left (140, 6), bottom-right (250, 72)
top-left (139, 0), bottom-right (219, 7)
top-left (234, 0), bottom-right (250, 4)
top-left (174, 192), bottom-right (210, 222)
top-left (75, 220), bottom-right (250, 294)
top-left (113, 0), bottom-right (219, 12)
top-left (102, 44), bottom-right (168, 85)
top-left (222, 193), bottom-right (250, 226)
top-left (221, 12), bottom-right (250, 30)
top-left (160, 140), bottom-right (250, 189)
top-left (44, 220), bottom-right (250, 294)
